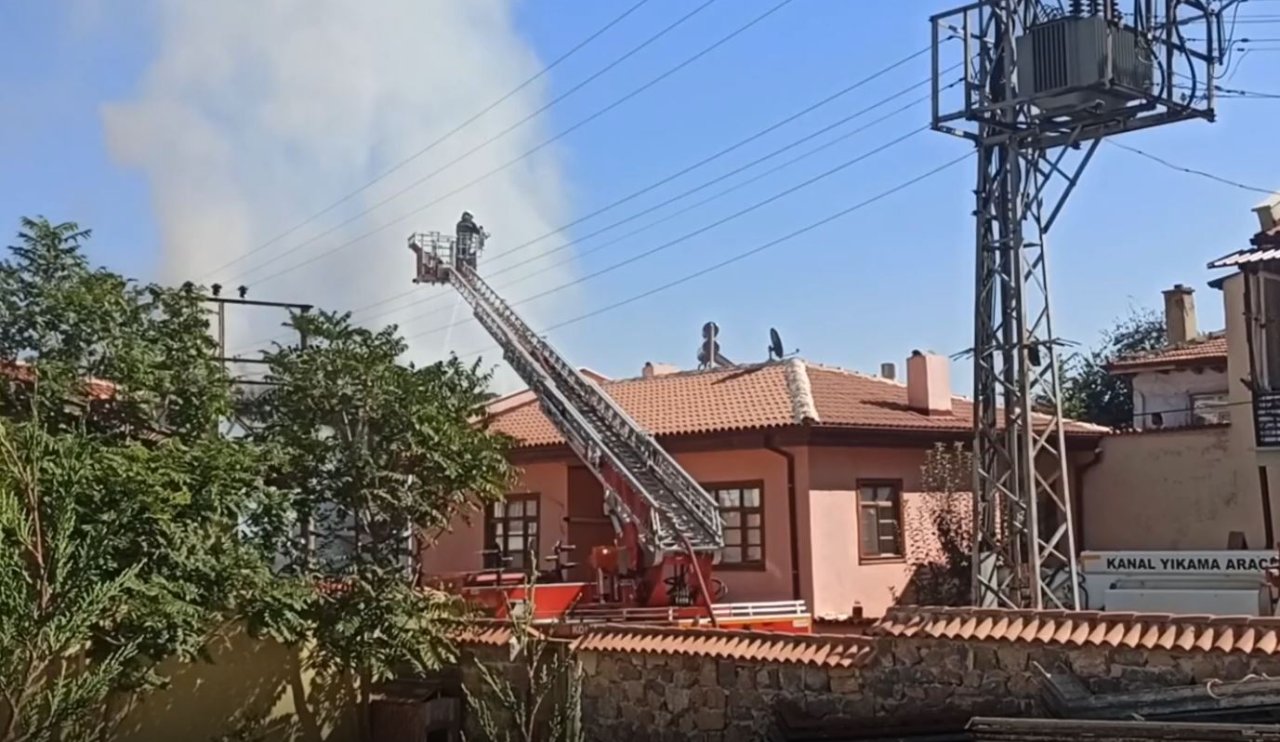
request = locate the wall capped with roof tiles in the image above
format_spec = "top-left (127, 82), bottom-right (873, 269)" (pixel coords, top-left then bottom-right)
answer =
top-left (457, 610), bottom-right (1280, 741)
top-left (570, 637), bottom-right (1280, 741)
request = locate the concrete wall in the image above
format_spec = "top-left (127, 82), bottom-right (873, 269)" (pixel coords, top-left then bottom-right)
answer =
top-left (115, 629), bottom-right (356, 742)
top-left (1083, 427), bottom-right (1250, 550)
top-left (1131, 367), bottom-right (1228, 430)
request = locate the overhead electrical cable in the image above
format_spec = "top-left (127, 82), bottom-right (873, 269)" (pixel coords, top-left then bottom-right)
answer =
top-left (201, 0), bottom-right (660, 281)
top-left (349, 80), bottom-right (958, 336)
top-left (1109, 141), bottom-right (1276, 195)
top-left (444, 153), bottom-right (973, 362)
top-left (333, 49), bottom-right (955, 323)
top-left (399, 125), bottom-right (935, 345)
top-left (231, 75), bottom-right (954, 356)
top-left (227, 0), bottom-right (795, 287)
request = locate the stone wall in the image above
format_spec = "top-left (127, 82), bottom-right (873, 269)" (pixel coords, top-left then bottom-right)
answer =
top-left (455, 609), bottom-right (1280, 742)
top-left (573, 638), bottom-right (1280, 741)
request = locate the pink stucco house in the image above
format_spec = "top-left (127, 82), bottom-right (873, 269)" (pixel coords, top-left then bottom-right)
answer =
top-left (420, 353), bottom-right (1106, 618)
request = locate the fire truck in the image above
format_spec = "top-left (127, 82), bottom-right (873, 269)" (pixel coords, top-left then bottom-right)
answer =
top-left (411, 213), bottom-right (811, 634)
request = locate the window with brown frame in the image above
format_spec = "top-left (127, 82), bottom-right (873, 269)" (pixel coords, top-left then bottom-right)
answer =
top-left (705, 482), bottom-right (764, 568)
top-left (484, 493), bottom-right (539, 570)
top-left (858, 481), bottom-right (903, 559)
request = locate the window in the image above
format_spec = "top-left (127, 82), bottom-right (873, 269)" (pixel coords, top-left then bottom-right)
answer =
top-left (858, 481), bottom-right (903, 559)
top-left (484, 494), bottom-right (539, 570)
top-left (706, 483), bottom-right (764, 568)
top-left (1191, 391), bottom-right (1230, 425)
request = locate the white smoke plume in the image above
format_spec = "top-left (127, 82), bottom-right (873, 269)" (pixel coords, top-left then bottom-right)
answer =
top-left (102, 0), bottom-right (581, 392)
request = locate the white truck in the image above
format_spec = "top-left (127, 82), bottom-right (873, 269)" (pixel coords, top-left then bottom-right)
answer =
top-left (1078, 550), bottom-right (1280, 616)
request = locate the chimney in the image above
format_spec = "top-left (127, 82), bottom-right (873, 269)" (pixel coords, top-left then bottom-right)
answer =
top-left (879, 362), bottom-right (896, 380)
top-left (1253, 194), bottom-right (1280, 233)
top-left (906, 350), bottom-right (951, 415)
top-left (1162, 284), bottom-right (1198, 345)
top-left (642, 362), bottom-right (680, 378)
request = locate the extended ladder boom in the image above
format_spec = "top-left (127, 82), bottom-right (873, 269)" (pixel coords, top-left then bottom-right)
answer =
top-left (408, 230), bottom-right (723, 563)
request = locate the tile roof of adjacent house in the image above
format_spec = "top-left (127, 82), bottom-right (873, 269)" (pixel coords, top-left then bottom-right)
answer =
top-left (486, 358), bottom-right (1108, 448)
top-left (1105, 333), bottom-right (1228, 373)
top-left (872, 606), bottom-right (1280, 656)
top-left (568, 624), bottom-right (875, 667)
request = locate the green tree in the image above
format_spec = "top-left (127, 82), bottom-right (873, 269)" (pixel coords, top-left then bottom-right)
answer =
top-left (0, 218), bottom-right (279, 741)
top-left (247, 310), bottom-right (511, 742)
top-left (1060, 307), bottom-right (1166, 428)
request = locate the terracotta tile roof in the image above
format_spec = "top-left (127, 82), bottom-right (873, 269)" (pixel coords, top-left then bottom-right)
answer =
top-left (872, 606), bottom-right (1280, 656)
top-left (1, 361), bottom-right (118, 400)
top-left (487, 358), bottom-right (1107, 447)
top-left (569, 623), bottom-right (874, 667)
top-left (1106, 333), bottom-right (1228, 373)
top-left (456, 623), bottom-right (515, 647)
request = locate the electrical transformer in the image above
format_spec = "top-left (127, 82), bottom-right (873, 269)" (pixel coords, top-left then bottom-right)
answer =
top-left (1016, 13), bottom-right (1154, 117)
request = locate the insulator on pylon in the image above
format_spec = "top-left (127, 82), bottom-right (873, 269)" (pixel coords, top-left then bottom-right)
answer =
top-left (1070, 0), bottom-right (1084, 16)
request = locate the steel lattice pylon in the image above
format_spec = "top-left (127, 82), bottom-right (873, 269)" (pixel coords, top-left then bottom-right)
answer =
top-left (930, 0), bottom-right (1225, 609)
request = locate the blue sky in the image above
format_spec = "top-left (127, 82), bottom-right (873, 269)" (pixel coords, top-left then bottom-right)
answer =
top-left (2, 1), bottom-right (1278, 393)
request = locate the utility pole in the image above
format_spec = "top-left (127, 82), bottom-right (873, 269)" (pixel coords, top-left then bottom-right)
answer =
top-left (201, 282), bottom-right (313, 381)
top-left (930, 0), bottom-right (1225, 609)
top-left (200, 282), bottom-right (315, 565)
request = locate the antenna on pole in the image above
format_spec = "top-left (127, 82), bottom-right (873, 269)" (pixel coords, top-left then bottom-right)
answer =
top-left (930, 0), bottom-right (1222, 610)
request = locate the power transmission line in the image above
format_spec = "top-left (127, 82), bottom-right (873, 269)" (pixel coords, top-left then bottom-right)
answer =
top-left (336, 47), bottom-right (952, 323)
top-left (477, 46), bottom-right (941, 269)
top-left (398, 126), bottom-right (937, 346)
top-left (233, 72), bottom-right (950, 355)
top-left (200, 0), bottom-right (658, 282)
top-left (227, 0), bottom-right (796, 287)
top-left (444, 153), bottom-right (972, 363)
top-left (354, 79), bottom-right (954, 335)
top-left (1108, 140), bottom-right (1276, 195)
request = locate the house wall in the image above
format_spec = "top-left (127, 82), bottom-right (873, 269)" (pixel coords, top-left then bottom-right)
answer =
top-left (806, 446), bottom-right (922, 619)
top-left (1083, 427), bottom-right (1248, 550)
top-left (419, 461), bottom-right (568, 576)
top-left (418, 449), bottom-right (796, 604)
top-left (805, 445), bottom-right (1091, 619)
top-left (115, 629), bottom-right (356, 742)
top-left (1221, 274), bottom-right (1273, 545)
top-left (424, 442), bottom-right (1095, 620)
top-left (1130, 367), bottom-right (1228, 430)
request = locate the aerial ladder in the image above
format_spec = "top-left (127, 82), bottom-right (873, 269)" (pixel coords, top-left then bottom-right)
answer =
top-left (411, 213), bottom-right (810, 633)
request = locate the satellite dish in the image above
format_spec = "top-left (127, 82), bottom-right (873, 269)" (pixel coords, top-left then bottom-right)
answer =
top-left (768, 328), bottom-right (785, 361)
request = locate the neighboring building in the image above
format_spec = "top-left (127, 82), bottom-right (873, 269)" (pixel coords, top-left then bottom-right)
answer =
top-left (1083, 196), bottom-right (1280, 553)
top-left (420, 352), bottom-right (1106, 618)
top-left (1105, 285), bottom-right (1228, 431)
top-left (1206, 194), bottom-right (1280, 549)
